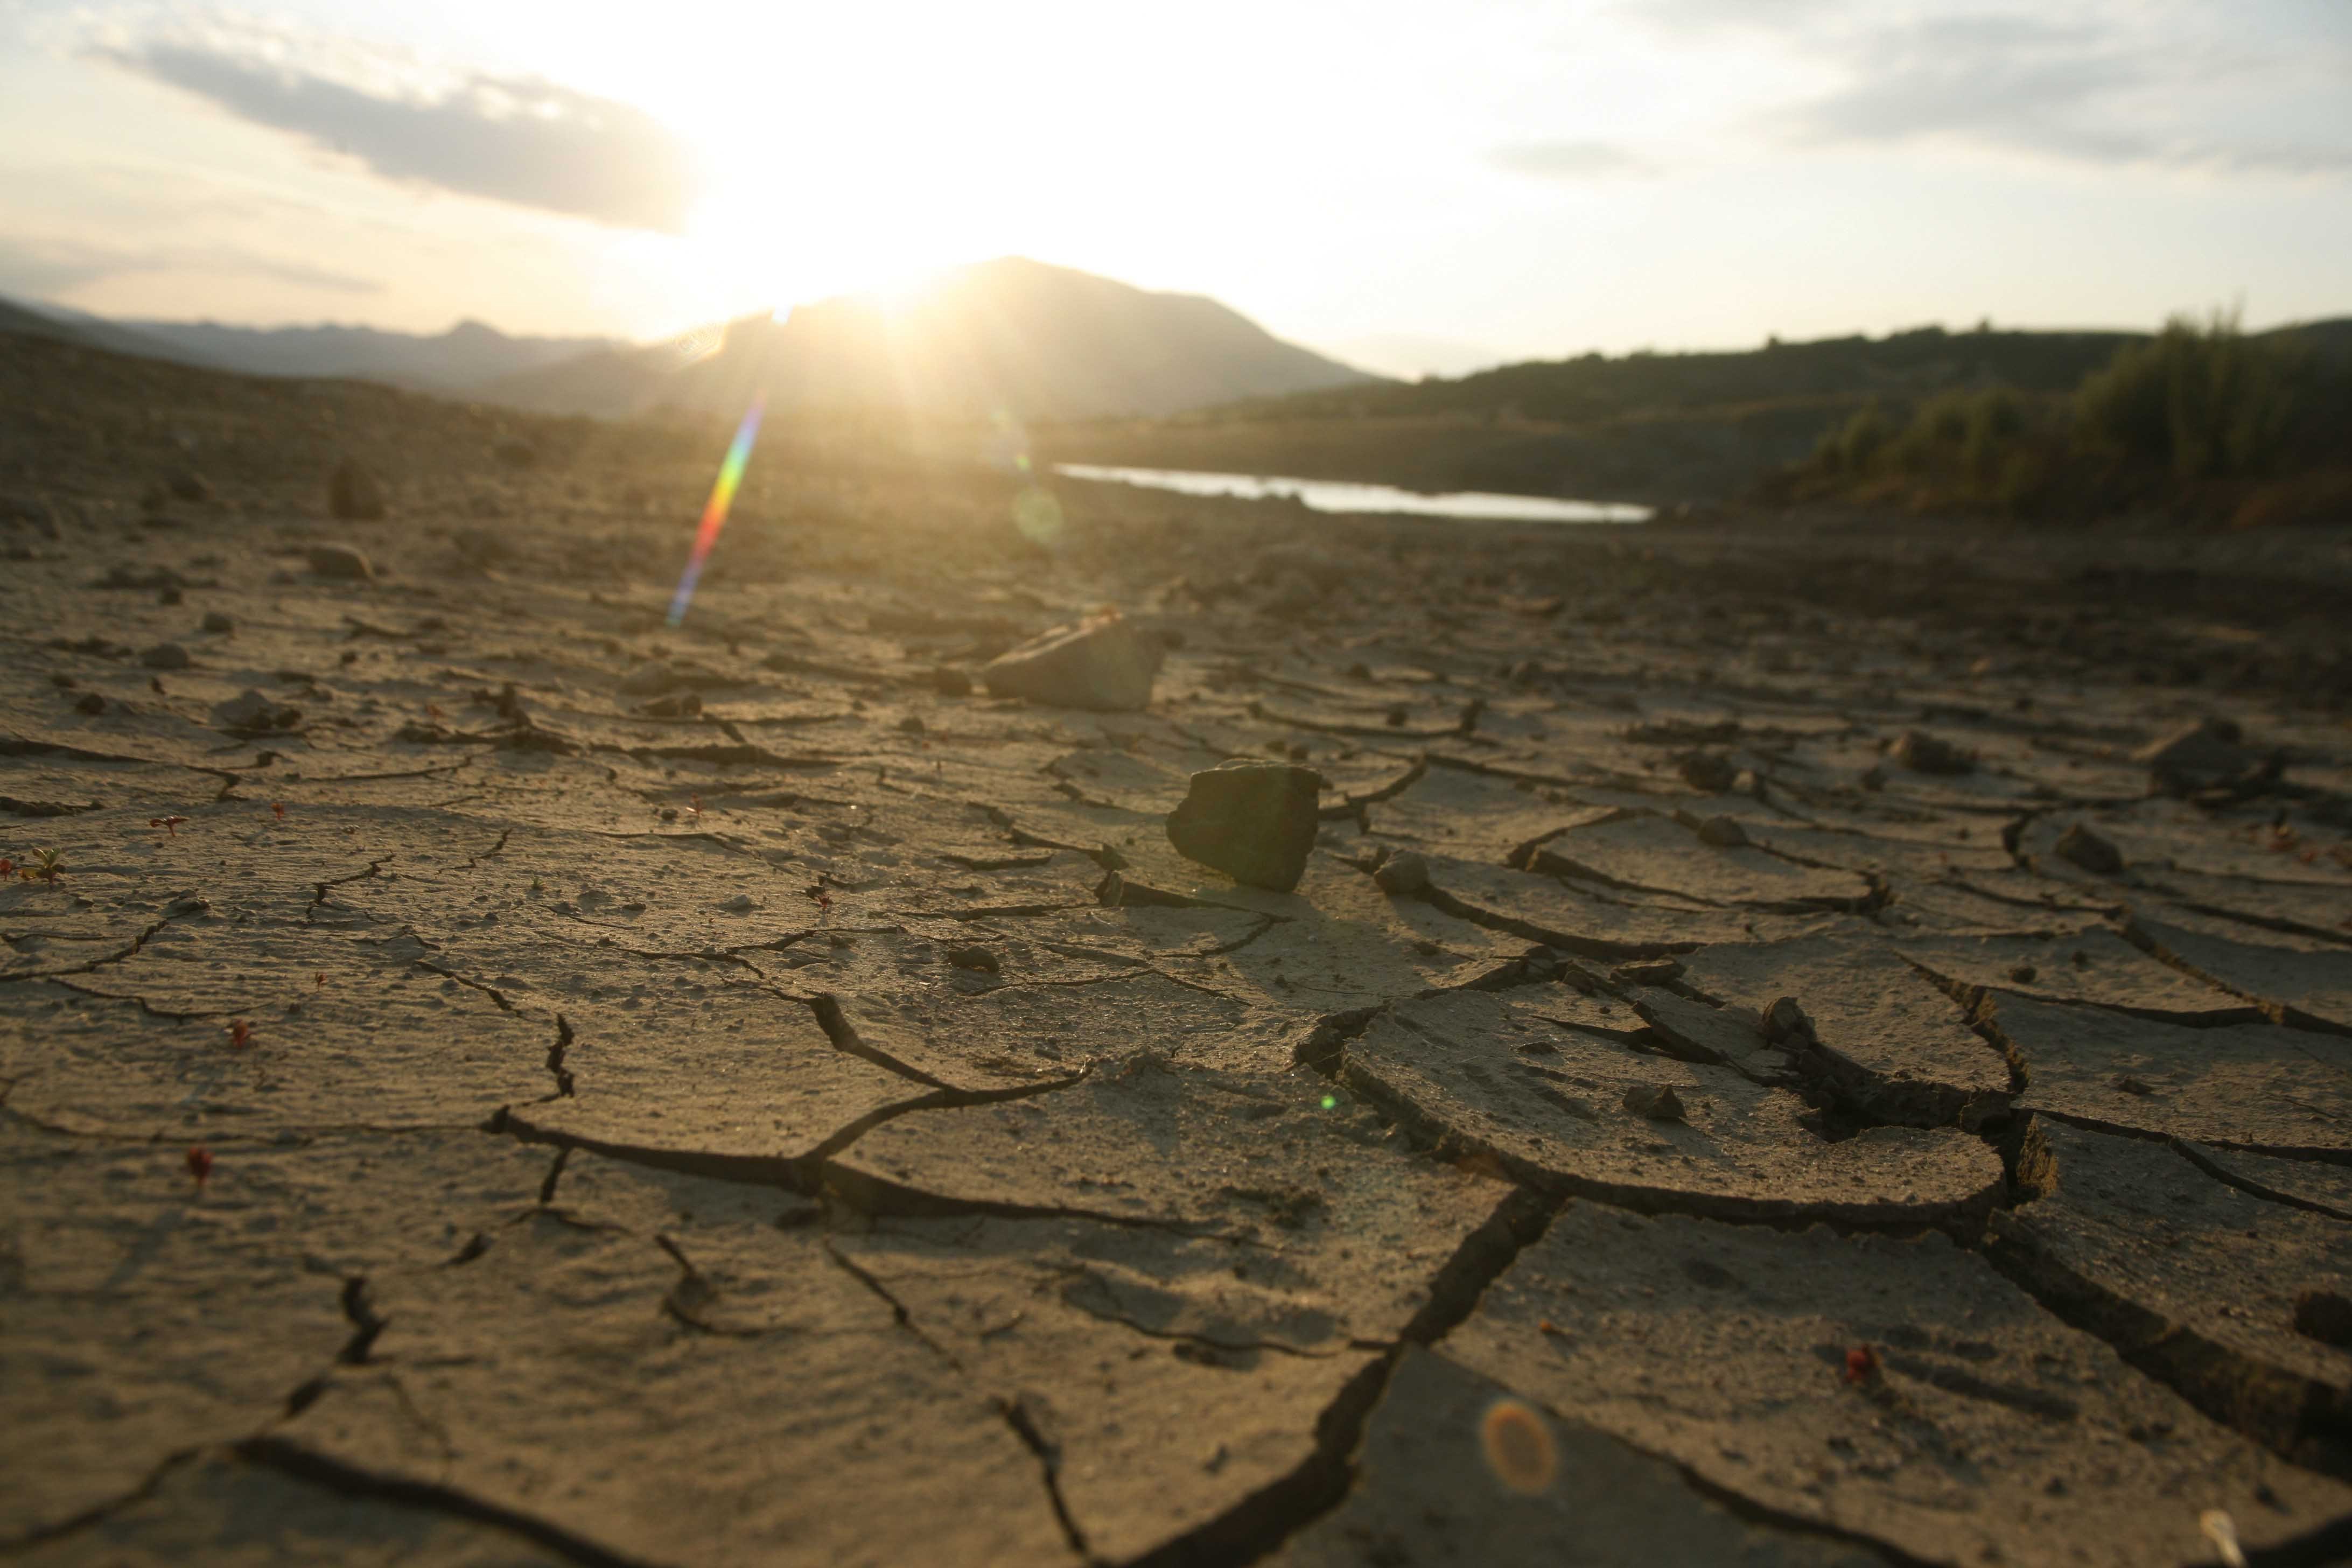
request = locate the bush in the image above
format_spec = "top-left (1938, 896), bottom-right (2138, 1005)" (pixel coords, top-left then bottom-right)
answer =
top-left (2073, 311), bottom-right (2303, 481)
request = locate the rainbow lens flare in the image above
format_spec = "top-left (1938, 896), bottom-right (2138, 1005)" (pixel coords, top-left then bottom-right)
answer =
top-left (666, 393), bottom-right (766, 627)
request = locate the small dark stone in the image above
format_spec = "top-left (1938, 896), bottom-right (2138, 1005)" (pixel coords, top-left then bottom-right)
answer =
top-left (307, 544), bottom-right (373, 580)
top-left (1166, 759), bottom-right (1326, 893)
top-left (2055, 822), bottom-right (2124, 876)
top-left (1696, 814), bottom-right (1748, 848)
top-left (211, 689), bottom-right (303, 736)
top-left (328, 457), bottom-right (387, 521)
top-left (1762, 996), bottom-right (1818, 1048)
top-left (2008, 963), bottom-right (2039, 984)
top-left (946, 945), bottom-right (1001, 975)
top-left (1678, 752), bottom-right (1738, 793)
top-left (930, 666), bottom-right (972, 698)
top-left (165, 468), bottom-right (211, 503)
top-left (157, 586), bottom-right (183, 606)
top-left (1622, 1084), bottom-right (1685, 1122)
top-left (1892, 729), bottom-right (1973, 775)
top-left (138, 641), bottom-right (191, 670)
top-left (898, 714), bottom-right (926, 734)
top-left (201, 611), bottom-right (235, 634)
top-left (1373, 850), bottom-right (1430, 895)
top-left (74, 692), bottom-right (106, 715)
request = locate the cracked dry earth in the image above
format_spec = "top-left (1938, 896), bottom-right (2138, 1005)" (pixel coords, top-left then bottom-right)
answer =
top-left (6, 342), bottom-right (2352, 1567)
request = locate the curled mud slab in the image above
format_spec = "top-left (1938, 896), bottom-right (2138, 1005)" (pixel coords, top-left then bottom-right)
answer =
top-left (5, 330), bottom-right (2352, 1564)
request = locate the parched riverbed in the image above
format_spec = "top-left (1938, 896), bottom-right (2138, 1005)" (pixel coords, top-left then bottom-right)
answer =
top-left (5, 331), bottom-right (2352, 1566)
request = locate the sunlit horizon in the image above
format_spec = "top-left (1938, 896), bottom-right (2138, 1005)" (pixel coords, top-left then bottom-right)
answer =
top-left (2, 1), bottom-right (2347, 374)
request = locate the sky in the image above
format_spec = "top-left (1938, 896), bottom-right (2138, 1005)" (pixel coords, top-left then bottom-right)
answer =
top-left (2, 0), bottom-right (2347, 376)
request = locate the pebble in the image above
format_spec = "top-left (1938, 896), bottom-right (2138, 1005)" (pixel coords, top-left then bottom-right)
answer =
top-left (201, 611), bottom-right (235, 634)
top-left (2054, 822), bottom-right (2124, 875)
top-left (1891, 729), bottom-right (1973, 775)
top-left (138, 641), bottom-right (191, 670)
top-left (1679, 752), bottom-right (1737, 793)
top-left (1373, 850), bottom-right (1431, 895)
top-left (1622, 1084), bottom-right (1686, 1121)
top-left (211, 690), bottom-right (302, 734)
top-left (946, 945), bottom-right (1002, 974)
top-left (307, 544), bottom-right (373, 580)
top-left (1696, 815), bottom-right (1749, 848)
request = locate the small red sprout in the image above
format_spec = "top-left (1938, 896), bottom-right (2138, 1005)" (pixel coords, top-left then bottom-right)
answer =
top-left (150, 815), bottom-right (188, 837)
top-left (426, 702), bottom-right (444, 719)
top-left (271, 801), bottom-right (286, 822)
top-left (688, 793), bottom-right (702, 821)
top-left (227, 1018), bottom-right (251, 1049)
top-left (186, 1146), bottom-right (213, 1187)
top-left (1842, 1345), bottom-right (1880, 1385)
top-left (314, 971), bottom-right (327, 988)
top-left (0, 858), bottom-right (13, 879)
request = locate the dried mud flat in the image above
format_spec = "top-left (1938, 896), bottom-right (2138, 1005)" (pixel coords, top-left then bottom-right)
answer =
top-left (4, 334), bottom-right (2352, 1567)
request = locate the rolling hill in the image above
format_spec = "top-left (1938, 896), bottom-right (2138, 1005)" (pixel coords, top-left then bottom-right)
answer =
top-left (479, 257), bottom-right (1383, 422)
top-left (112, 317), bottom-right (622, 392)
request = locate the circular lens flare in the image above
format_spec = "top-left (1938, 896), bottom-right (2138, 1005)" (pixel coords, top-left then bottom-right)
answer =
top-left (1480, 1398), bottom-right (1557, 1495)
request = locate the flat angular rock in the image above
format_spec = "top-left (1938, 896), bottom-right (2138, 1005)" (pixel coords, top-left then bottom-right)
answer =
top-left (1341, 988), bottom-right (2002, 1228)
top-left (1444, 1202), bottom-right (2352, 1568)
top-left (1165, 758), bottom-right (1325, 892)
top-left (2138, 716), bottom-right (2264, 795)
top-left (982, 612), bottom-right (1162, 711)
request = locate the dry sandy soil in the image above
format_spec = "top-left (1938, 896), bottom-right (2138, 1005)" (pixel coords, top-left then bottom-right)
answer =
top-left (4, 331), bottom-right (2352, 1566)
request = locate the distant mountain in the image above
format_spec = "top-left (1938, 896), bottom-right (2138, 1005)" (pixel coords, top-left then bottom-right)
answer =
top-left (111, 317), bottom-right (622, 392)
top-left (480, 258), bottom-right (1384, 422)
top-left (0, 294), bottom-right (218, 366)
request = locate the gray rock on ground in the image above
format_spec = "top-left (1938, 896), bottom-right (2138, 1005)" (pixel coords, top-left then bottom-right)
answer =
top-left (306, 543), bottom-right (372, 580)
top-left (982, 612), bottom-right (1163, 710)
top-left (1166, 758), bottom-right (1326, 892)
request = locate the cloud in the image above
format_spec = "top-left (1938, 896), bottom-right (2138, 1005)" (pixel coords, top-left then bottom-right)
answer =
top-left (98, 37), bottom-right (699, 232)
top-left (1641, 2), bottom-right (2352, 177)
top-left (1488, 140), bottom-right (1660, 179)
top-left (0, 233), bottom-right (383, 301)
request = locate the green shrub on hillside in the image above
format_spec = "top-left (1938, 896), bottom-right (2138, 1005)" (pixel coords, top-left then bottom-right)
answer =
top-left (2073, 312), bottom-right (2301, 480)
top-left (1782, 309), bottom-right (2345, 516)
